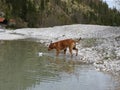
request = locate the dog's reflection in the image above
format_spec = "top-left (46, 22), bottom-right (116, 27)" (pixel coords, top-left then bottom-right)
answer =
top-left (47, 57), bottom-right (80, 74)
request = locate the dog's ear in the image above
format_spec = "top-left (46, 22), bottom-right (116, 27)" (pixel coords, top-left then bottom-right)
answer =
top-left (50, 41), bottom-right (52, 43)
top-left (49, 41), bottom-right (52, 44)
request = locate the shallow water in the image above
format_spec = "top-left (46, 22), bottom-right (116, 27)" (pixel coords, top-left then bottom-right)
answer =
top-left (0, 40), bottom-right (119, 90)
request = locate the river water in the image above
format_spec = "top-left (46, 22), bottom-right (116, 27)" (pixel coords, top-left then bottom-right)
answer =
top-left (0, 40), bottom-right (119, 90)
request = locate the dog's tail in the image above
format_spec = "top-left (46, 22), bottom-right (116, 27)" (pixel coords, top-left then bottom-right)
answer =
top-left (75, 37), bottom-right (81, 42)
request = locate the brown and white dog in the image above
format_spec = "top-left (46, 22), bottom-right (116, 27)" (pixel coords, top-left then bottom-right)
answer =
top-left (48, 37), bottom-right (81, 56)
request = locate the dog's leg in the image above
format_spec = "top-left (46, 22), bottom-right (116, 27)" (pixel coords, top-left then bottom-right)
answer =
top-left (76, 48), bottom-right (78, 56)
top-left (64, 48), bottom-right (67, 55)
top-left (73, 46), bottom-right (78, 56)
top-left (56, 50), bottom-right (60, 56)
top-left (73, 48), bottom-right (78, 56)
top-left (69, 47), bottom-right (73, 57)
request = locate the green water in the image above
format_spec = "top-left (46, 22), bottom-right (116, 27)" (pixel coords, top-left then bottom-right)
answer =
top-left (0, 40), bottom-right (119, 90)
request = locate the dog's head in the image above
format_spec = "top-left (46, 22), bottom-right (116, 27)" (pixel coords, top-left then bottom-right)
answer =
top-left (48, 41), bottom-right (56, 51)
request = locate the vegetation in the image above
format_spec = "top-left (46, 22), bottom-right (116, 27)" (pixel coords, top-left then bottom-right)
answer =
top-left (0, 0), bottom-right (120, 28)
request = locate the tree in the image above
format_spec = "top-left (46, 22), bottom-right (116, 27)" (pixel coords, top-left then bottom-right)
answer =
top-left (115, 0), bottom-right (120, 4)
top-left (115, 0), bottom-right (120, 11)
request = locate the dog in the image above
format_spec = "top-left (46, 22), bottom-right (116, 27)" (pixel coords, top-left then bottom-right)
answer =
top-left (48, 37), bottom-right (81, 56)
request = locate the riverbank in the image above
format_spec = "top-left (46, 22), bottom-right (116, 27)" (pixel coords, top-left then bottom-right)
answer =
top-left (0, 24), bottom-right (120, 76)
